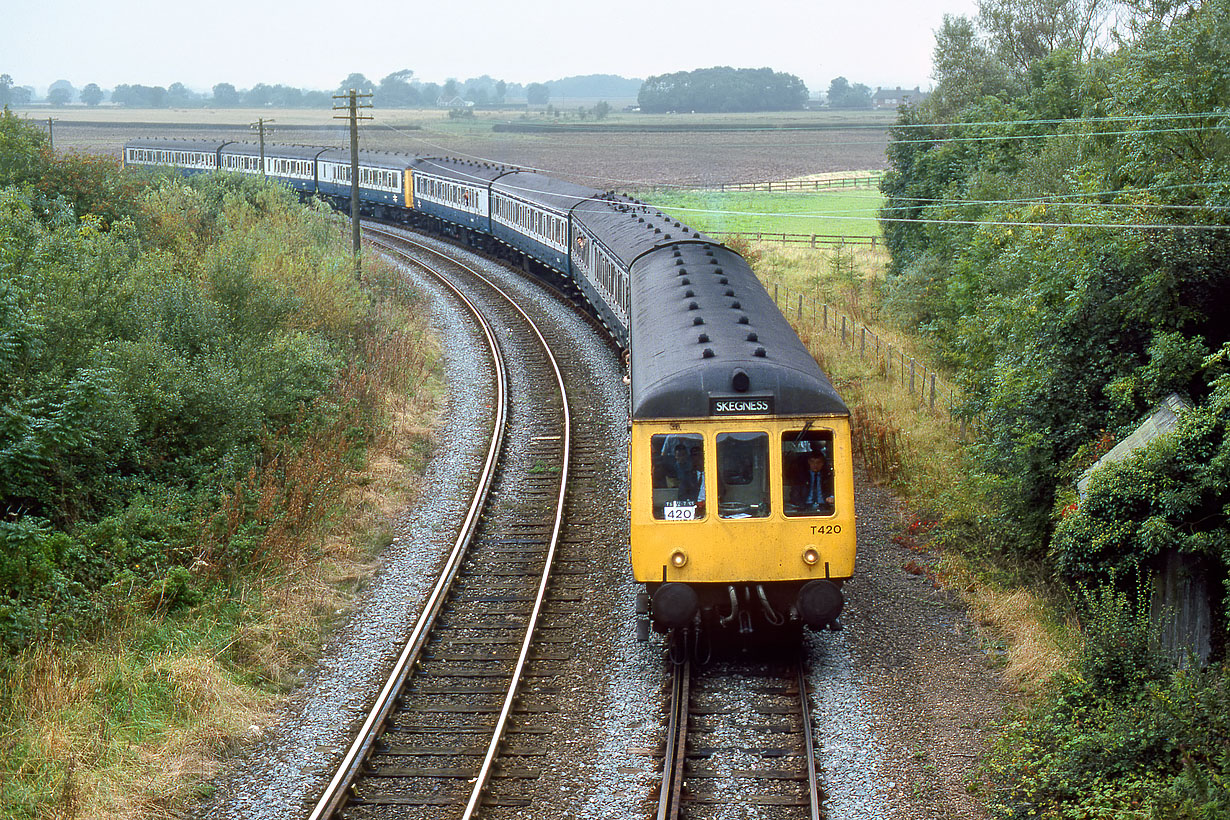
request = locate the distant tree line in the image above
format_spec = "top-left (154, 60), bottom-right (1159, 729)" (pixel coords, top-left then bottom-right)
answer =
top-left (0, 70), bottom-right (570, 109)
top-left (637, 66), bottom-right (808, 113)
top-left (825, 76), bottom-right (873, 108)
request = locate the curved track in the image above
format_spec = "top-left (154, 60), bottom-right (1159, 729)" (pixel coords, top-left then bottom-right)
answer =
top-left (308, 227), bottom-right (571, 820)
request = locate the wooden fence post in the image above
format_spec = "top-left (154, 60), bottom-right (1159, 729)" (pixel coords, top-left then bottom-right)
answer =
top-left (860, 326), bottom-right (865, 356)
top-left (797, 294), bottom-right (803, 322)
top-left (910, 359), bottom-right (916, 394)
top-left (929, 374), bottom-right (936, 410)
top-left (886, 344), bottom-right (892, 376)
top-left (823, 304), bottom-right (828, 330)
top-left (774, 283), bottom-right (779, 304)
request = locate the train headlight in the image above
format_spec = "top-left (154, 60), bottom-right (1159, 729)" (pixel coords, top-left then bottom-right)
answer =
top-left (802, 547), bottom-right (820, 566)
top-left (670, 549), bottom-right (688, 568)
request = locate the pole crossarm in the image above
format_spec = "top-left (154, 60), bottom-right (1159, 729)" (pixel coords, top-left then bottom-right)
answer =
top-left (331, 89), bottom-right (374, 277)
top-left (249, 118), bottom-right (275, 177)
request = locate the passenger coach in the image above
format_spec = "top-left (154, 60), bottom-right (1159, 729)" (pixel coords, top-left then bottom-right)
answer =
top-left (124, 138), bottom-right (226, 175)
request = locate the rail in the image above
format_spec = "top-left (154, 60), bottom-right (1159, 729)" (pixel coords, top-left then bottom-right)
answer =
top-left (306, 231), bottom-right (509, 820)
top-left (308, 225), bottom-right (572, 819)
top-left (657, 659), bottom-right (691, 820)
top-left (657, 657), bottom-right (822, 819)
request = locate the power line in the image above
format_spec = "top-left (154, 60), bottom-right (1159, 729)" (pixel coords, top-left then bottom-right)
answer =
top-left (653, 202), bottom-right (1230, 231)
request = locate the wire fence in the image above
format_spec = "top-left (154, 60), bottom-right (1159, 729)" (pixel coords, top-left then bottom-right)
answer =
top-left (710, 173), bottom-right (884, 193)
top-left (712, 231), bottom-right (881, 248)
top-left (769, 282), bottom-right (973, 435)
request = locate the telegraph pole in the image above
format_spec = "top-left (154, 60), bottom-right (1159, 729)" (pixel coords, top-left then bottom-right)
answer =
top-left (250, 118), bottom-right (274, 176)
top-left (332, 89), bottom-right (373, 277)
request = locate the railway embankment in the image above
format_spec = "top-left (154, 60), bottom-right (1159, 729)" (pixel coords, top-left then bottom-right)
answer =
top-left (0, 114), bottom-right (444, 819)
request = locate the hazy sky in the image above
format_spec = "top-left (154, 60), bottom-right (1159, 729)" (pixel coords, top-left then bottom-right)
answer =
top-left (7, 0), bottom-right (980, 96)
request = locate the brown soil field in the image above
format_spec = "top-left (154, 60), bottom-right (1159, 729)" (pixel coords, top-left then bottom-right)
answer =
top-left (30, 107), bottom-right (891, 187)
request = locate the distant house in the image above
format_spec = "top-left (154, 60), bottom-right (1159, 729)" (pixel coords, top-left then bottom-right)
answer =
top-left (872, 87), bottom-right (929, 109)
top-left (437, 96), bottom-right (473, 109)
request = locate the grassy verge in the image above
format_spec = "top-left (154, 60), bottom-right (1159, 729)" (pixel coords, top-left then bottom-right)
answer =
top-left (643, 188), bottom-right (884, 238)
top-left (744, 238), bottom-right (1077, 690)
top-left (0, 126), bottom-right (446, 817)
top-left (0, 254), bottom-right (443, 819)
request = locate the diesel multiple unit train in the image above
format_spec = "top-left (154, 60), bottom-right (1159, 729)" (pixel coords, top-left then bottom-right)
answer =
top-left (124, 137), bottom-right (857, 640)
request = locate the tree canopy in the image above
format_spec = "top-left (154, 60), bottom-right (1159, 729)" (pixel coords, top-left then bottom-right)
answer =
top-left (879, 2), bottom-right (1230, 811)
top-left (637, 66), bottom-right (808, 113)
top-left (826, 76), bottom-right (872, 108)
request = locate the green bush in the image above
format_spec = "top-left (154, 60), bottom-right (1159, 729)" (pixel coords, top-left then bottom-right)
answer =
top-left (987, 584), bottom-right (1230, 819)
top-left (0, 114), bottom-right (384, 650)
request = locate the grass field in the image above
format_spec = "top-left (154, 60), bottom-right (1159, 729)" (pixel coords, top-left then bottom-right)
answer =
top-left (642, 187), bottom-right (886, 238)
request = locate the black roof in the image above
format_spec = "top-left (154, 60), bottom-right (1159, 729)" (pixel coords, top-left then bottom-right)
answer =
top-left (493, 171), bottom-right (599, 214)
top-left (572, 196), bottom-right (711, 268)
top-left (219, 142), bottom-right (329, 160)
top-left (411, 156), bottom-right (516, 184)
top-left (317, 148), bottom-right (416, 170)
top-left (629, 242), bottom-right (848, 419)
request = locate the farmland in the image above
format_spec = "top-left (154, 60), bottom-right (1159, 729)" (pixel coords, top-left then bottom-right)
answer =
top-left (21, 106), bottom-right (894, 186)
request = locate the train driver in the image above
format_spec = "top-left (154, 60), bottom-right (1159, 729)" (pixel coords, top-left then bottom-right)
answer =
top-left (787, 449), bottom-right (834, 513)
top-left (803, 453), bottom-right (835, 509)
top-left (673, 444), bottom-right (701, 503)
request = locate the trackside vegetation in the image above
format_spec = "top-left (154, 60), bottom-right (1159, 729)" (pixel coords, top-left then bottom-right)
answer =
top-left (0, 110), bottom-right (441, 817)
top-left (876, 0), bottom-right (1230, 816)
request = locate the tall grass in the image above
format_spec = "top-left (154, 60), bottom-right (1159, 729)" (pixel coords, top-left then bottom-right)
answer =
top-left (0, 237), bottom-right (443, 819)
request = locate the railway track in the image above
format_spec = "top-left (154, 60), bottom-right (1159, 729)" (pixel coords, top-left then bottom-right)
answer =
top-left (658, 653), bottom-right (823, 820)
top-left (308, 227), bottom-right (574, 819)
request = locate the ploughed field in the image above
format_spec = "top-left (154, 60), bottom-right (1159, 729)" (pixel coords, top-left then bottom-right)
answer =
top-left (39, 108), bottom-right (892, 186)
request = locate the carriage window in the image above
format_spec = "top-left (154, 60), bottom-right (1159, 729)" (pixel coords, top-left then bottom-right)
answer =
top-left (650, 434), bottom-right (706, 521)
top-left (716, 432), bottom-right (770, 518)
top-left (782, 429), bottom-right (836, 516)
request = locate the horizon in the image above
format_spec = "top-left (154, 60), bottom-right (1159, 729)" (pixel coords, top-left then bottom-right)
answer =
top-left (7, 0), bottom-right (977, 101)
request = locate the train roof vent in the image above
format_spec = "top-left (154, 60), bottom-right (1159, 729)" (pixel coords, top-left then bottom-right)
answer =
top-left (746, 332), bottom-right (759, 342)
top-left (737, 315), bottom-right (750, 324)
top-left (693, 316), bottom-right (705, 326)
top-left (754, 347), bottom-right (767, 357)
top-left (698, 333), bottom-right (710, 343)
top-left (664, 234), bottom-right (672, 240)
top-left (687, 301), bottom-right (699, 310)
top-left (730, 301), bottom-right (742, 310)
top-left (725, 289), bottom-right (735, 297)
top-left (685, 290), bottom-right (695, 297)
top-left (680, 277), bottom-right (690, 284)
top-left (702, 348), bottom-right (715, 359)
top-left (720, 277), bottom-right (729, 284)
